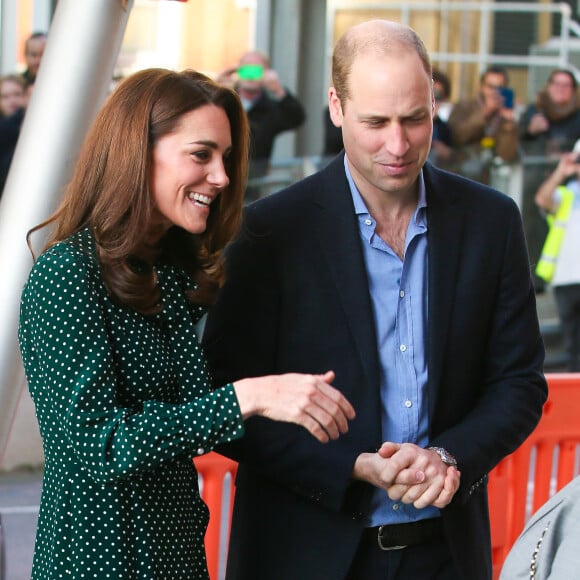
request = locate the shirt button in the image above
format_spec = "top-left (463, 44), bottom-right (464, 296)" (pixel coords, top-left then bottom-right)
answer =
top-left (364, 219), bottom-right (372, 226)
top-left (196, 447), bottom-right (205, 456)
top-left (399, 344), bottom-right (407, 352)
top-left (404, 400), bottom-right (412, 408)
top-left (399, 290), bottom-right (405, 298)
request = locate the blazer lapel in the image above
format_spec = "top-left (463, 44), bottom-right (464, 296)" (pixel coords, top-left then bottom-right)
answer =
top-left (423, 163), bottom-right (466, 408)
top-left (312, 156), bottom-right (381, 393)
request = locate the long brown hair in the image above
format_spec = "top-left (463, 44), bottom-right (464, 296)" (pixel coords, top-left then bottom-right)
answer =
top-left (28, 68), bottom-right (249, 314)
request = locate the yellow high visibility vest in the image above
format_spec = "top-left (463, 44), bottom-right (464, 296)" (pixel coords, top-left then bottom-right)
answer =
top-left (535, 185), bottom-right (575, 283)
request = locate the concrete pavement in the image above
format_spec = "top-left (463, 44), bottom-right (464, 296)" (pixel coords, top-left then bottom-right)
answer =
top-left (0, 467), bottom-right (41, 580)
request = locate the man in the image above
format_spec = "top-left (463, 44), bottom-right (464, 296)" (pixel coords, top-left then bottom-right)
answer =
top-left (448, 65), bottom-right (519, 164)
top-left (534, 150), bottom-right (580, 371)
top-left (22, 32), bottom-right (47, 87)
top-left (203, 20), bottom-right (547, 580)
top-left (216, 50), bottom-right (306, 198)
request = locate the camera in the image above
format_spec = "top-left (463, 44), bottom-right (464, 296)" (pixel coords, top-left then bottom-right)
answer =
top-left (237, 64), bottom-right (263, 81)
top-left (498, 87), bottom-right (514, 109)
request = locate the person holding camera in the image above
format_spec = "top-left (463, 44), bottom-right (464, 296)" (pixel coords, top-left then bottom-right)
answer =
top-left (447, 65), bottom-right (519, 167)
top-left (216, 51), bottom-right (306, 198)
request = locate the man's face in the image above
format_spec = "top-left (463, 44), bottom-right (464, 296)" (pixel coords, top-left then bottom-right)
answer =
top-left (25, 37), bottom-right (46, 77)
top-left (328, 50), bottom-right (434, 203)
top-left (480, 71), bottom-right (506, 102)
top-left (237, 52), bottom-right (266, 100)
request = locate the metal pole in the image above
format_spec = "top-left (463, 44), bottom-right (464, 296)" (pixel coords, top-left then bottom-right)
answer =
top-left (0, 0), bottom-right (134, 465)
top-left (0, 0), bottom-right (18, 74)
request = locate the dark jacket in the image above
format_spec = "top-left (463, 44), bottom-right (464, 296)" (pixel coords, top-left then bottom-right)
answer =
top-left (0, 107), bottom-right (25, 196)
top-left (244, 89), bottom-right (305, 161)
top-left (203, 155), bottom-right (547, 580)
top-left (519, 88), bottom-right (580, 154)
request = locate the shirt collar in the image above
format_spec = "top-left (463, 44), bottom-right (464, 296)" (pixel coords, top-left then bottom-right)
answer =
top-left (344, 155), bottom-right (428, 227)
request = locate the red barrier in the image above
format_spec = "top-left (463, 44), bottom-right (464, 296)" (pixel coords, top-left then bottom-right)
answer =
top-left (489, 373), bottom-right (580, 579)
top-left (193, 453), bottom-right (238, 580)
top-left (194, 374), bottom-right (580, 580)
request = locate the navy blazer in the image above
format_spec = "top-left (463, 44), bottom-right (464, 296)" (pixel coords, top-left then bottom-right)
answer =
top-left (203, 154), bottom-right (547, 580)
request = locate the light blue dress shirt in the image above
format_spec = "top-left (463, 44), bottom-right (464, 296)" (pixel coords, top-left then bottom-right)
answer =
top-left (344, 157), bottom-right (439, 526)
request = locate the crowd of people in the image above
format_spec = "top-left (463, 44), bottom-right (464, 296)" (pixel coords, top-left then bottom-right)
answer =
top-left (3, 16), bottom-right (579, 580)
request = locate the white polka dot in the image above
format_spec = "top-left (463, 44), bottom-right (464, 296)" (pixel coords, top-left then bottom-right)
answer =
top-left (18, 228), bottom-right (244, 578)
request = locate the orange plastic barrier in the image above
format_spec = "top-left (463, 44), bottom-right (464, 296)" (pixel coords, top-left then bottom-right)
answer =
top-left (194, 374), bottom-right (580, 580)
top-left (489, 373), bottom-right (580, 579)
top-left (193, 453), bottom-right (238, 580)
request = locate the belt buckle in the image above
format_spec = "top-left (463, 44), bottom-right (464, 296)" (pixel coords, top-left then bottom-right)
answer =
top-left (377, 525), bottom-right (408, 551)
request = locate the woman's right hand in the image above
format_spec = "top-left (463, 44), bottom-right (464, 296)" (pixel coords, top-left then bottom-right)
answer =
top-left (233, 370), bottom-right (355, 443)
top-left (528, 112), bottom-right (549, 135)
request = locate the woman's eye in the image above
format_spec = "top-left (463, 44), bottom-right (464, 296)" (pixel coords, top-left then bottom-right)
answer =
top-left (193, 150), bottom-right (210, 161)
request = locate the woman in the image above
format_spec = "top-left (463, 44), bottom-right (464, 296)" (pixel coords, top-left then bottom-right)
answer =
top-left (0, 74), bottom-right (26, 117)
top-left (0, 75), bottom-right (28, 196)
top-left (18, 68), bottom-right (355, 579)
top-left (520, 68), bottom-right (580, 155)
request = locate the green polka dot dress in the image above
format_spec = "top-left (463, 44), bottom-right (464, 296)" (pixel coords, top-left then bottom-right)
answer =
top-left (18, 228), bottom-right (245, 579)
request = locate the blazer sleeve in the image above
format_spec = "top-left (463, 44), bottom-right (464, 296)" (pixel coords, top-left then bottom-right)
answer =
top-left (428, 194), bottom-right (547, 504)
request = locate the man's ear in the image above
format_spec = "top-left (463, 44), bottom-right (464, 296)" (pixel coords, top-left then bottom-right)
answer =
top-left (328, 87), bottom-right (343, 128)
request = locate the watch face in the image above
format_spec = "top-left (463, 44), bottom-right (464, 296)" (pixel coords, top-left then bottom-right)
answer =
top-left (430, 446), bottom-right (457, 467)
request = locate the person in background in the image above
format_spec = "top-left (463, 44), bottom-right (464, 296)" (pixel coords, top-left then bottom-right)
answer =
top-left (203, 19), bottom-right (546, 580)
top-left (0, 78), bottom-right (33, 196)
top-left (18, 68), bottom-right (354, 580)
top-left (448, 65), bottom-right (519, 164)
top-left (499, 476), bottom-right (580, 580)
top-left (430, 69), bottom-right (454, 165)
top-left (519, 68), bottom-right (580, 156)
top-left (0, 74), bottom-right (26, 117)
top-left (21, 31), bottom-right (47, 87)
top-left (323, 104), bottom-right (344, 158)
top-left (534, 150), bottom-right (580, 371)
top-left (432, 68), bottom-right (454, 122)
top-left (518, 69), bottom-right (580, 296)
top-left (216, 50), bottom-right (306, 198)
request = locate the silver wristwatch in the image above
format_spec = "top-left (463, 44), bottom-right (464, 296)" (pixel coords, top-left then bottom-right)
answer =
top-left (428, 446), bottom-right (458, 469)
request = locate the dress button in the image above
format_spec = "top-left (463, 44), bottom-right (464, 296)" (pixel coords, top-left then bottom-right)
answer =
top-left (196, 447), bottom-right (205, 456)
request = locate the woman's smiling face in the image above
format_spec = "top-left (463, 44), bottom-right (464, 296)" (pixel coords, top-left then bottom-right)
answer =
top-left (149, 104), bottom-right (232, 239)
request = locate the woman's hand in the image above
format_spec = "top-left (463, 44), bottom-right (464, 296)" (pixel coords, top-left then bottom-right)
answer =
top-left (233, 371), bottom-right (355, 443)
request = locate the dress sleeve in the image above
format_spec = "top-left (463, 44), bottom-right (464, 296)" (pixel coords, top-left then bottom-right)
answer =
top-left (18, 248), bottom-right (245, 484)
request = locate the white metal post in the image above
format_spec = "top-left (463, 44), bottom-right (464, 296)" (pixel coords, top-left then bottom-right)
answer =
top-left (0, 0), bottom-right (134, 465)
top-left (0, 0), bottom-right (19, 74)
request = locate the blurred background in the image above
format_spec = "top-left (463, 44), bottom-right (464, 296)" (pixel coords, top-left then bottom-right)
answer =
top-left (1, 1), bottom-right (579, 576)
top-left (1, 0), bottom-right (577, 484)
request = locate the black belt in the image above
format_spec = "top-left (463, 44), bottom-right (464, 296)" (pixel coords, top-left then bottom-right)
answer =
top-left (363, 518), bottom-right (443, 551)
